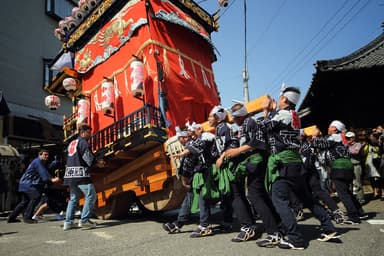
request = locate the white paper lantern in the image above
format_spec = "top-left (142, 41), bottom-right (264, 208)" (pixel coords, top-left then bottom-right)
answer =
top-left (45, 95), bottom-right (61, 110)
top-left (101, 80), bottom-right (114, 114)
top-left (63, 77), bottom-right (79, 92)
top-left (77, 98), bottom-right (90, 124)
top-left (130, 60), bottom-right (144, 97)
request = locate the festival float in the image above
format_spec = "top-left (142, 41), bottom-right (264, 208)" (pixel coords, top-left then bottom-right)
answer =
top-left (44, 0), bottom-right (264, 219)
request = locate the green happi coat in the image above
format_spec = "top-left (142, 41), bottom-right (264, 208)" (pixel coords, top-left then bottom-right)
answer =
top-left (331, 157), bottom-right (353, 171)
top-left (190, 152), bottom-right (263, 213)
top-left (265, 149), bottom-right (303, 192)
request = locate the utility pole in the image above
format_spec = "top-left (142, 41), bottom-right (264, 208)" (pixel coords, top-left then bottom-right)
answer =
top-left (243, 0), bottom-right (249, 102)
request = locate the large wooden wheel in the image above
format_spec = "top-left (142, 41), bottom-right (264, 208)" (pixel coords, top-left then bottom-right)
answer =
top-left (136, 176), bottom-right (187, 212)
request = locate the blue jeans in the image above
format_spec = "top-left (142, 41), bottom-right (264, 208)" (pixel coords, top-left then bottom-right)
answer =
top-left (176, 190), bottom-right (192, 226)
top-left (65, 183), bottom-right (96, 224)
top-left (199, 192), bottom-right (211, 227)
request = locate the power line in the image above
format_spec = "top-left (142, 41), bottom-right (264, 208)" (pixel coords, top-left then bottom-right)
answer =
top-left (282, 0), bottom-right (373, 88)
top-left (267, 0), bottom-right (366, 97)
top-left (266, 0), bottom-right (350, 94)
top-left (248, 0), bottom-right (287, 56)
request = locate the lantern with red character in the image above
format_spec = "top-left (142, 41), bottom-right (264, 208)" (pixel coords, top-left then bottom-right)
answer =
top-left (77, 98), bottom-right (90, 125)
top-left (62, 77), bottom-right (79, 92)
top-left (45, 95), bottom-right (61, 110)
top-left (101, 79), bottom-right (114, 115)
top-left (130, 59), bottom-right (144, 97)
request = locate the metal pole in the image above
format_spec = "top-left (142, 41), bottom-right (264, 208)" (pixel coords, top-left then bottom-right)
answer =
top-left (243, 0), bottom-right (249, 102)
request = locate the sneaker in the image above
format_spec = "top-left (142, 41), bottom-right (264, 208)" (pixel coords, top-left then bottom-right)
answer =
top-left (32, 215), bottom-right (45, 221)
top-left (55, 213), bottom-right (64, 221)
top-left (358, 209), bottom-right (368, 220)
top-left (63, 222), bottom-right (73, 231)
top-left (317, 230), bottom-right (341, 242)
top-left (332, 209), bottom-right (345, 224)
top-left (7, 218), bottom-right (21, 223)
top-left (162, 222), bottom-right (180, 233)
top-left (295, 209), bottom-right (304, 221)
top-left (190, 225), bottom-right (213, 238)
top-left (24, 219), bottom-right (38, 224)
top-left (231, 226), bottom-right (258, 242)
top-left (78, 219), bottom-right (97, 229)
top-left (278, 238), bottom-right (305, 250)
top-left (256, 232), bottom-right (282, 248)
top-left (341, 218), bottom-right (361, 225)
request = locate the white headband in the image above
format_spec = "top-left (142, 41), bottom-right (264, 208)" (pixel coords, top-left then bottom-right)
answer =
top-left (280, 83), bottom-right (300, 105)
top-left (185, 121), bottom-right (201, 131)
top-left (175, 126), bottom-right (189, 137)
top-left (231, 105), bottom-right (248, 118)
top-left (330, 120), bottom-right (345, 132)
top-left (283, 91), bottom-right (300, 105)
top-left (210, 105), bottom-right (227, 121)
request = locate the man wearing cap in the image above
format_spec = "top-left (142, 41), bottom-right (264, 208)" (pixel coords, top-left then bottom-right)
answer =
top-left (346, 131), bottom-right (365, 204)
top-left (260, 86), bottom-right (339, 250)
top-left (312, 121), bottom-right (366, 224)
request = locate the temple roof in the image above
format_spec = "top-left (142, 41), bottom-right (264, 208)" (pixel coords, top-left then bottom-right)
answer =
top-left (315, 32), bottom-right (384, 71)
top-left (299, 26), bottom-right (384, 132)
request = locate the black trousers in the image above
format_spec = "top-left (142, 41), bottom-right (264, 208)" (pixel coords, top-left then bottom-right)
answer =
top-left (9, 190), bottom-right (42, 221)
top-left (272, 176), bottom-right (335, 245)
top-left (230, 180), bottom-right (254, 228)
top-left (308, 174), bottom-right (339, 211)
top-left (247, 173), bottom-right (281, 235)
top-left (332, 178), bottom-right (361, 221)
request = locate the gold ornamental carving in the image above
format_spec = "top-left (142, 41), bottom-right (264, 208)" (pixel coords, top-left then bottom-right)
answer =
top-left (67, 0), bottom-right (116, 48)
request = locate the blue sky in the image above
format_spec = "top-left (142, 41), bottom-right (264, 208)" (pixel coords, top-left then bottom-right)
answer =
top-left (198, 0), bottom-right (384, 108)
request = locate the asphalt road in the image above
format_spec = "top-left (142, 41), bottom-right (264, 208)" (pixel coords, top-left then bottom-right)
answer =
top-left (1, 198), bottom-right (384, 256)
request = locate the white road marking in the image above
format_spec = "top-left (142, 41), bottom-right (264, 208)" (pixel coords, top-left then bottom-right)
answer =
top-left (367, 219), bottom-right (384, 225)
top-left (45, 240), bottom-right (67, 244)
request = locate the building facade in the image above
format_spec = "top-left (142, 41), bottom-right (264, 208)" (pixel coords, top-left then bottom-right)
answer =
top-left (0, 1), bottom-right (77, 211)
top-left (0, 0), bottom-right (77, 150)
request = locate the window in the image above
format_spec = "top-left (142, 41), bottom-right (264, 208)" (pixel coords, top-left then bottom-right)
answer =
top-left (43, 59), bottom-right (59, 88)
top-left (46, 0), bottom-right (77, 21)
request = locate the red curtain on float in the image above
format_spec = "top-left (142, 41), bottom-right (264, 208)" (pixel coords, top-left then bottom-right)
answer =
top-left (74, 0), bottom-right (220, 136)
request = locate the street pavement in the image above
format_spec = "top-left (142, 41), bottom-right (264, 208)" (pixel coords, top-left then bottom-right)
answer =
top-left (1, 197), bottom-right (384, 256)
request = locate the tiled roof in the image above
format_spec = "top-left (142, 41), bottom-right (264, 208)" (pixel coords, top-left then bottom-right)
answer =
top-left (315, 31), bottom-right (384, 71)
top-left (299, 27), bottom-right (384, 130)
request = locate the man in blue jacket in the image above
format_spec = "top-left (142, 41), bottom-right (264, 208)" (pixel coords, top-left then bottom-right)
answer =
top-left (7, 149), bottom-right (60, 223)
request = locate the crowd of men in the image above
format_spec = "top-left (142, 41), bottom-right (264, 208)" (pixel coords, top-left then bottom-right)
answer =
top-left (162, 85), bottom-right (374, 250)
top-left (6, 85), bottom-right (382, 250)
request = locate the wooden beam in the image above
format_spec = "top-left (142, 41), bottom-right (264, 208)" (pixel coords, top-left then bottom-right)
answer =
top-left (103, 146), bottom-right (166, 184)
